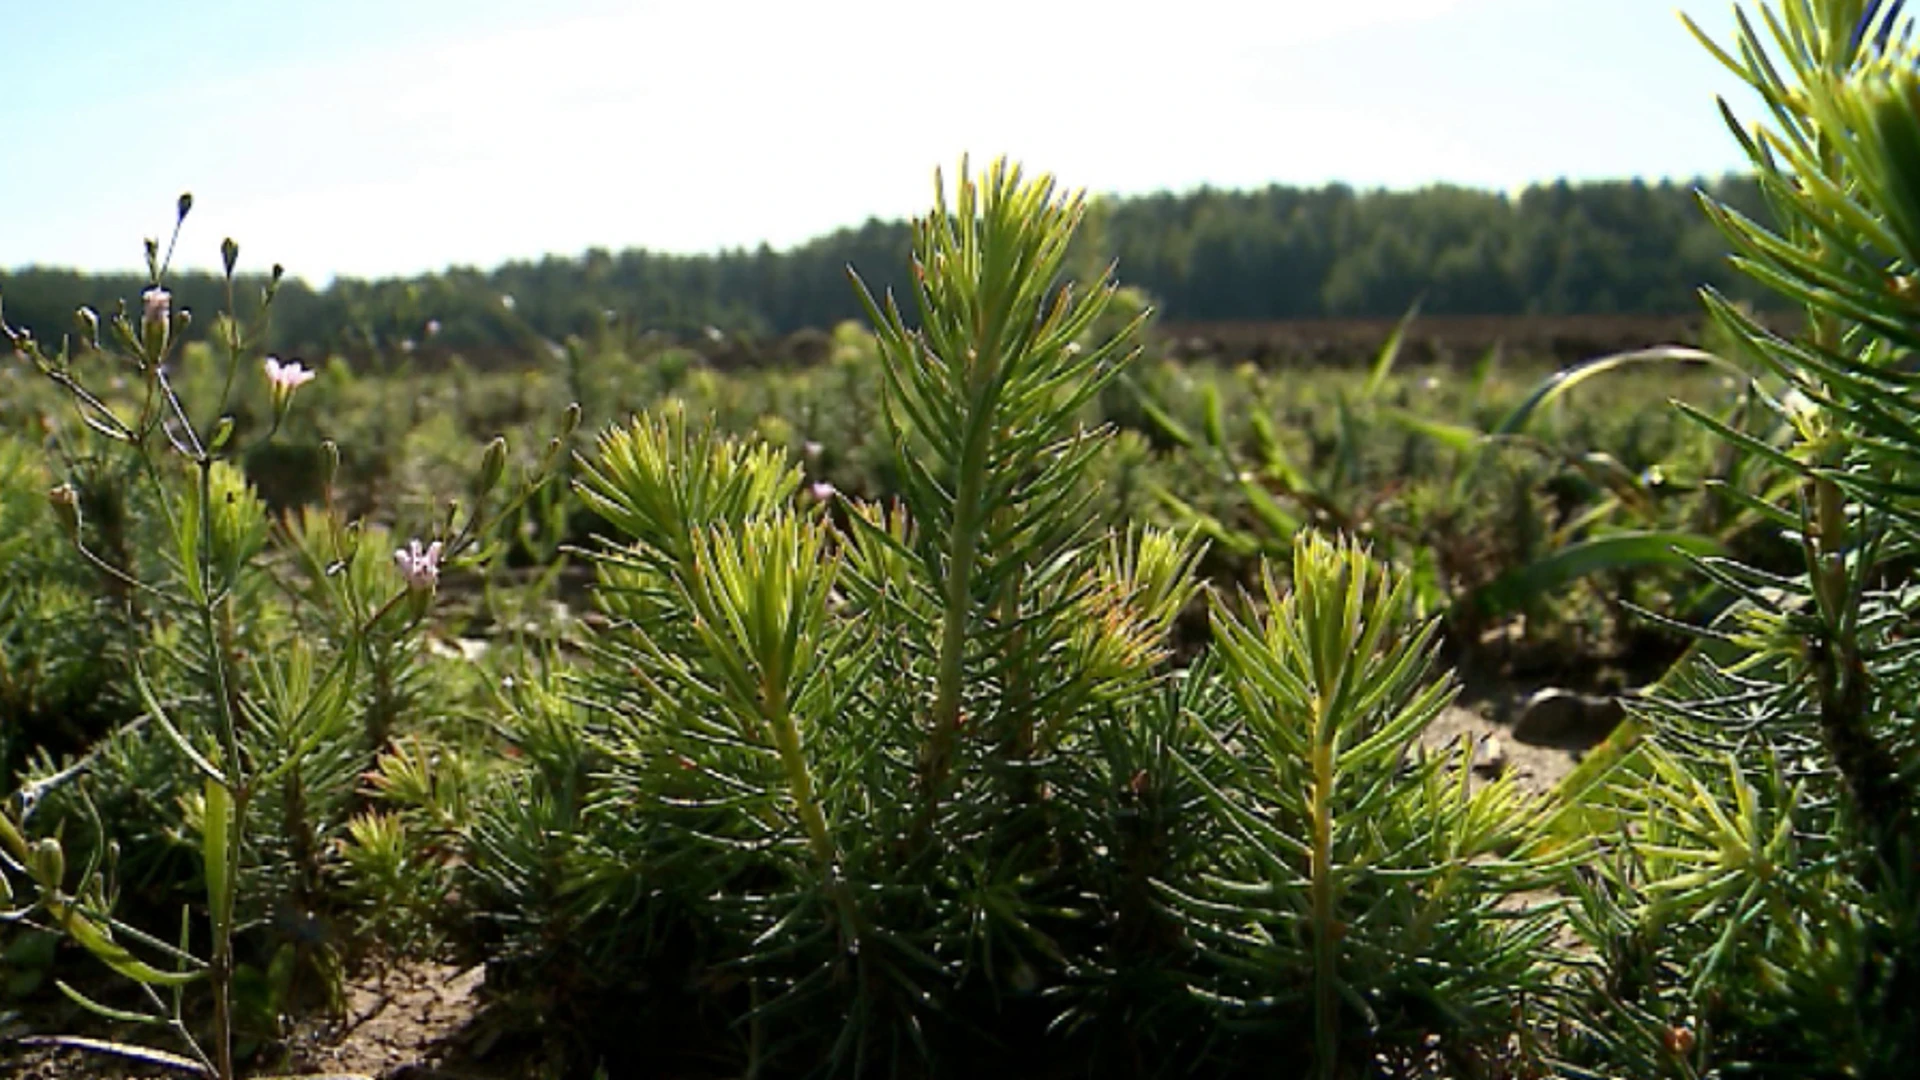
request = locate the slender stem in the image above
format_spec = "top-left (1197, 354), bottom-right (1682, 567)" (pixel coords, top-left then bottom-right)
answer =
top-left (1808, 479), bottom-right (1913, 875)
top-left (1309, 737), bottom-right (1338, 1080)
top-left (72, 539), bottom-right (172, 603)
top-left (769, 700), bottom-right (835, 875)
top-left (209, 790), bottom-right (246, 1080)
top-left (992, 563), bottom-right (1041, 823)
top-left (138, 980), bottom-right (213, 1075)
top-left (50, 372), bottom-right (135, 442)
top-left (196, 462), bottom-right (245, 781)
top-left (152, 374), bottom-right (205, 461)
top-left (193, 457), bottom-right (244, 1080)
top-left (766, 694), bottom-right (863, 965)
top-left (920, 408), bottom-right (991, 825)
top-left (213, 275), bottom-right (241, 424)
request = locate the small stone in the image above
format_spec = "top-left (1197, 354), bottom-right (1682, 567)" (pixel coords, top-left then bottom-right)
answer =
top-left (1512, 688), bottom-right (1626, 748)
top-left (1473, 735), bottom-right (1508, 777)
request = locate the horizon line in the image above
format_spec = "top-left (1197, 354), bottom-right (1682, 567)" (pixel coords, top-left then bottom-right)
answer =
top-left (3, 169), bottom-right (1755, 286)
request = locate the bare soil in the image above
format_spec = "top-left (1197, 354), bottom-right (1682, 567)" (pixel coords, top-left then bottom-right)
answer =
top-left (0, 962), bottom-right (514, 1080)
top-left (1421, 702), bottom-right (1580, 797)
top-left (285, 963), bottom-right (494, 1079)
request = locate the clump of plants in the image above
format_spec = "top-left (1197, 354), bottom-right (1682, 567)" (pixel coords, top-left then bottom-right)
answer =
top-left (7, 2), bottom-right (1920, 1076)
top-left (1547, 0), bottom-right (1920, 1075)
top-left (0, 199), bottom-right (571, 1079)
top-left (410, 158), bottom-right (1564, 1079)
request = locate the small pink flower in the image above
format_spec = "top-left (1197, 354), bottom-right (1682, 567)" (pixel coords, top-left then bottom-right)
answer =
top-left (263, 356), bottom-right (315, 404)
top-left (394, 539), bottom-right (444, 592)
top-left (808, 481), bottom-right (836, 502)
top-left (803, 440), bottom-right (824, 459)
top-left (141, 287), bottom-right (171, 328)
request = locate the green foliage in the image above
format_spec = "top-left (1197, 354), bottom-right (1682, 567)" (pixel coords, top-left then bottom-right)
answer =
top-left (851, 158), bottom-right (1147, 816)
top-left (1133, 335), bottom-right (1765, 671)
top-left (1548, 1), bottom-right (1920, 1075)
top-left (0, 439), bottom-right (123, 778)
top-left (0, 202), bottom-right (568, 1079)
top-left (428, 159), bottom-right (1581, 1079)
top-left (1163, 534), bottom-right (1559, 1076)
top-left (0, 177), bottom-right (1778, 358)
top-left (10, 13), bottom-right (1917, 1071)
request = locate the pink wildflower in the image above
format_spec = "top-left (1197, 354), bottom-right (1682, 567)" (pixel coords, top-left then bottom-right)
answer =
top-left (141, 287), bottom-right (171, 328)
top-left (263, 356), bottom-right (315, 405)
top-left (394, 539), bottom-right (444, 593)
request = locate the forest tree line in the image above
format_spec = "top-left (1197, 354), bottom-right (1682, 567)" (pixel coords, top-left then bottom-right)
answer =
top-left (0, 176), bottom-right (1773, 359)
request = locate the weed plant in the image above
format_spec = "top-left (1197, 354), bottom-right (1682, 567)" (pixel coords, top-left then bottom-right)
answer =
top-left (0, 204), bottom-right (571, 1078)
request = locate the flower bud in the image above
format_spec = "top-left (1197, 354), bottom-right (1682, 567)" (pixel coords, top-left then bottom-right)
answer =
top-left (72, 306), bottom-right (99, 347)
top-left (210, 415), bottom-right (235, 452)
top-left (141, 287), bottom-right (171, 359)
top-left (48, 483), bottom-right (80, 539)
top-left (474, 436), bottom-right (508, 499)
top-left (176, 192), bottom-right (193, 221)
top-left (141, 287), bottom-right (170, 327)
top-left (31, 837), bottom-right (63, 888)
top-left (107, 300), bottom-right (141, 357)
top-left (221, 237), bottom-right (239, 277)
top-left (262, 264), bottom-right (287, 307)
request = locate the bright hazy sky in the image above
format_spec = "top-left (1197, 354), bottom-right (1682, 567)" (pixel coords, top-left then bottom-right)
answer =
top-left (3, 0), bottom-right (1754, 283)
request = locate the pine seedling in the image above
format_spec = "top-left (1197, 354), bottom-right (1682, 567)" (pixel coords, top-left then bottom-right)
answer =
top-left (1558, 1), bottom-right (1920, 1072)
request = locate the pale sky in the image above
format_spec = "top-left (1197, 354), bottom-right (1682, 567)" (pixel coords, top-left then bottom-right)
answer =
top-left (1, 0), bottom-right (1753, 283)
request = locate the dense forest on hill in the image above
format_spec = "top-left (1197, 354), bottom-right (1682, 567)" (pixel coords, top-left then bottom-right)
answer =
top-left (0, 176), bottom-right (1772, 358)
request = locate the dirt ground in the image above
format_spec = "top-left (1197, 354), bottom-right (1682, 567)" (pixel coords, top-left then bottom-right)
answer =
top-left (0, 962), bottom-right (504, 1080)
top-left (288, 963), bottom-right (493, 1079)
top-left (1420, 698), bottom-right (1587, 798)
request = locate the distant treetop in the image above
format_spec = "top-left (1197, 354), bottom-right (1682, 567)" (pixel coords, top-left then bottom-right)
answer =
top-left (0, 176), bottom-right (1770, 359)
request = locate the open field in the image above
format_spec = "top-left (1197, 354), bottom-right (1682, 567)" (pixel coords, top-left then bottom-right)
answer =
top-left (0, 293), bottom-right (1789, 1077)
top-left (315, 311), bottom-right (1803, 376)
top-left (1152, 311), bottom-right (1801, 366)
top-left (4, 16), bottom-right (1920, 1068)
